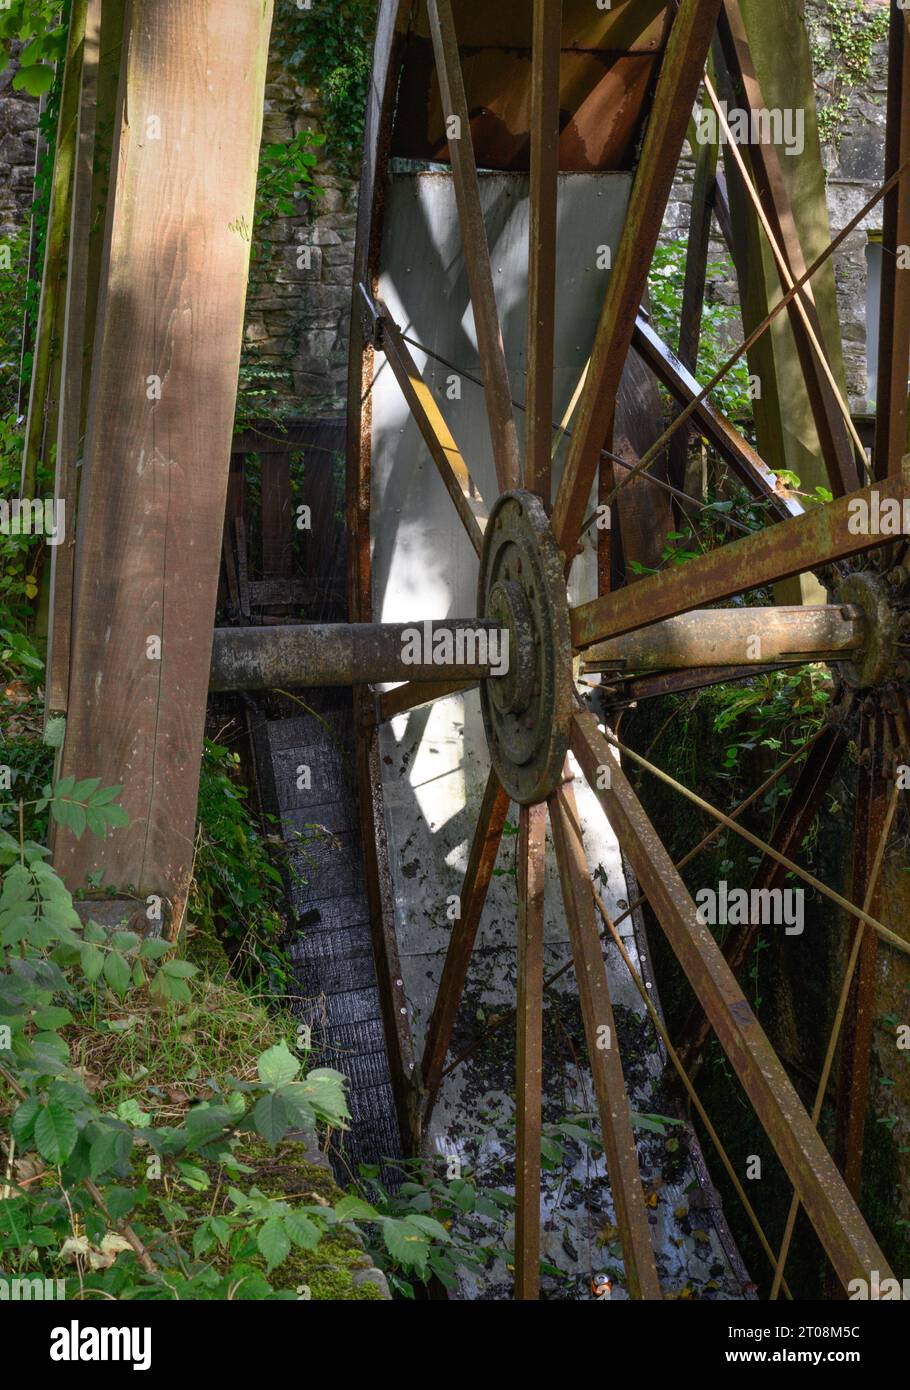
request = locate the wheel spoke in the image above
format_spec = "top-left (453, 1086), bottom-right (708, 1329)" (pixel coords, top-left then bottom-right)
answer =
top-left (593, 884), bottom-right (793, 1300)
top-left (589, 716), bottom-right (908, 955)
top-left (549, 781), bottom-right (662, 1300)
top-left (834, 708), bottom-right (894, 1197)
top-left (372, 295), bottom-right (487, 555)
top-left (551, 0), bottom-right (724, 554)
top-left (632, 315), bottom-right (804, 520)
top-left (571, 466), bottom-right (910, 650)
top-left (599, 664), bottom-right (786, 706)
top-left (675, 722), bottom-right (849, 1073)
top-left (604, 166), bottom-right (910, 513)
top-left (375, 680), bottom-right (477, 725)
top-left (525, 0), bottom-right (562, 501)
top-left (771, 775), bottom-right (900, 1299)
top-left (421, 768), bottom-right (511, 1119)
top-left (569, 710), bottom-right (895, 1291)
top-left (668, 88), bottom-right (718, 493)
top-left (426, 0), bottom-right (521, 493)
top-left (515, 801), bottom-right (547, 1301)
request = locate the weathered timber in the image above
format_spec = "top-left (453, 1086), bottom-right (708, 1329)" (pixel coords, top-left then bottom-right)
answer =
top-left (54, 0), bottom-right (274, 921)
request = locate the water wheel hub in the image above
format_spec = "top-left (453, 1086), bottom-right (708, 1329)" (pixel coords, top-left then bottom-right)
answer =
top-left (479, 490), bottom-right (573, 804)
top-left (835, 568), bottom-right (904, 690)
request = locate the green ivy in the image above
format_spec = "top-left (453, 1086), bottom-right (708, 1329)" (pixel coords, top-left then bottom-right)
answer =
top-left (649, 239), bottom-right (754, 423)
top-left (0, 1), bottom-right (66, 96)
top-left (276, 0), bottom-right (377, 178)
top-left (809, 0), bottom-right (890, 148)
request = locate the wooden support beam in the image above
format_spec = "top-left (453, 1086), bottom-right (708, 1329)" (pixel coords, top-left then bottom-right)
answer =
top-left (551, 0), bottom-right (724, 554)
top-left (260, 451), bottom-right (294, 580)
top-left (874, 2), bottom-right (910, 481)
top-left (525, 0), bottom-right (562, 501)
top-left (54, 0), bottom-right (275, 923)
top-left (716, 0), bottom-right (857, 501)
top-left (20, 0), bottom-right (88, 499)
top-left (426, 0), bottom-right (521, 493)
top-left (45, 0), bottom-right (104, 716)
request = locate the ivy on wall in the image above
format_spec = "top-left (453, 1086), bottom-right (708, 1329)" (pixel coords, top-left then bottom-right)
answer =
top-left (808, 0), bottom-right (889, 147)
top-left (276, 0), bottom-right (377, 179)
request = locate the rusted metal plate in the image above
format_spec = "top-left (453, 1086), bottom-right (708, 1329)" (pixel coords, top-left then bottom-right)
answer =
top-left (397, 0), bottom-right (669, 49)
top-left (392, 46), bottom-right (663, 172)
top-left (392, 0), bottom-right (671, 173)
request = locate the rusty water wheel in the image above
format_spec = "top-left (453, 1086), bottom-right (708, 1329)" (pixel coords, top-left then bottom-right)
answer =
top-left (343, 1), bottom-right (910, 1300)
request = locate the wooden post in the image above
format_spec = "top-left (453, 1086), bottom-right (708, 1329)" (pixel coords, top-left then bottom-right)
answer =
top-left (20, 0), bottom-right (88, 499)
top-left (54, 0), bottom-right (274, 927)
top-left (45, 0), bottom-right (105, 716)
top-left (716, 0), bottom-right (847, 604)
top-left (716, 0), bottom-right (850, 500)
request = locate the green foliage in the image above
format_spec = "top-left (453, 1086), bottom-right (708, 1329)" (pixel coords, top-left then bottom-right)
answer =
top-left (1, 5), bottom-right (68, 405)
top-left (189, 739), bottom-right (288, 983)
top-left (707, 664), bottom-right (831, 785)
top-left (0, 1), bottom-right (66, 98)
top-left (0, 790), bottom-right (369, 1299)
top-left (235, 129), bottom-right (326, 427)
top-left (278, 0), bottom-right (377, 178)
top-left (809, 0), bottom-right (890, 147)
top-left (0, 414), bottom-right (47, 644)
top-left (255, 130), bottom-right (325, 230)
top-left (649, 239), bottom-right (754, 422)
top-left (351, 1155), bottom-right (515, 1297)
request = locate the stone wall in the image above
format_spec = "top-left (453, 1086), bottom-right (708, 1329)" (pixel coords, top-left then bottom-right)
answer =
top-left (664, 0), bottom-right (889, 415)
top-left (0, 47), bottom-right (39, 241)
top-left (811, 0), bottom-right (890, 410)
top-left (0, 6), bottom-right (894, 420)
top-left (244, 55), bottom-right (358, 419)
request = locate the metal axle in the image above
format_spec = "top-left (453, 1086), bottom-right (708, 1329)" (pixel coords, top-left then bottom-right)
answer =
top-left (210, 621), bottom-right (505, 691)
top-left (584, 604), bottom-right (865, 674)
top-left (210, 605), bottom-right (870, 692)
